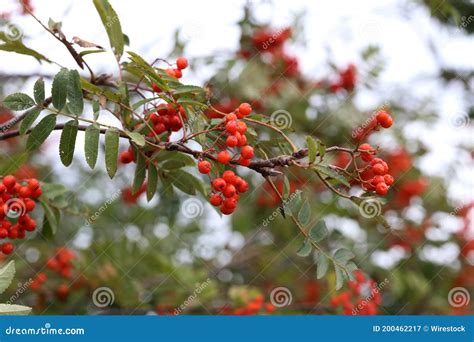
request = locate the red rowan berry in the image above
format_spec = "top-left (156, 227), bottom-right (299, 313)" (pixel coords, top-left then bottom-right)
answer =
top-left (375, 182), bottom-right (388, 196)
top-left (0, 228), bottom-right (7, 239)
top-left (358, 143), bottom-right (374, 162)
top-left (372, 163), bottom-right (385, 175)
top-left (1, 242), bottom-right (13, 254)
top-left (210, 194), bottom-right (223, 206)
top-left (236, 121), bottom-right (247, 134)
top-left (226, 135), bottom-right (238, 148)
top-left (236, 179), bottom-right (249, 193)
top-left (237, 134), bottom-right (247, 147)
top-left (238, 103), bottom-right (252, 116)
top-left (151, 83), bottom-right (162, 93)
top-left (119, 150), bottom-right (134, 164)
top-left (24, 199), bottom-right (35, 212)
top-left (226, 113), bottom-right (237, 122)
top-left (217, 150), bottom-right (232, 164)
top-left (240, 145), bottom-right (254, 159)
top-left (225, 121), bottom-right (238, 134)
top-left (222, 170), bottom-right (236, 184)
top-left (220, 205), bottom-right (234, 215)
top-left (376, 111), bottom-right (393, 128)
top-left (223, 185), bottom-right (236, 198)
top-left (31, 188), bottom-right (42, 198)
top-left (176, 57), bottom-right (188, 70)
top-left (384, 174), bottom-right (394, 186)
top-left (2, 175), bottom-right (16, 189)
top-left (18, 186), bottom-right (31, 198)
top-left (198, 161), bottom-right (211, 174)
top-left (165, 68), bottom-right (176, 77)
top-left (0, 184), bottom-right (5, 193)
top-left (223, 197), bottom-right (238, 210)
top-left (372, 175), bottom-right (384, 185)
top-left (154, 123), bottom-right (166, 134)
top-left (239, 157), bottom-right (251, 166)
top-left (212, 178), bottom-right (227, 192)
top-left (174, 69), bottom-right (183, 79)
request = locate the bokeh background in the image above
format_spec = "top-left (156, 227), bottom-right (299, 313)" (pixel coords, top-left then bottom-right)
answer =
top-left (0, 0), bottom-right (472, 315)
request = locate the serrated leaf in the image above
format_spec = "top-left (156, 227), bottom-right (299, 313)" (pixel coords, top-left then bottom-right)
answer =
top-left (161, 160), bottom-right (186, 170)
top-left (316, 253), bottom-right (329, 279)
top-left (282, 176), bottom-right (290, 201)
top-left (104, 128), bottom-right (119, 178)
top-left (19, 107), bottom-right (42, 135)
top-left (93, 0), bottom-right (124, 59)
top-left (296, 239), bottom-right (312, 257)
top-left (92, 99), bottom-right (100, 120)
top-left (52, 68), bottom-right (69, 110)
top-left (298, 200), bottom-right (311, 225)
top-left (39, 199), bottom-right (59, 237)
top-left (26, 114), bottom-right (56, 151)
top-left (0, 304), bottom-right (31, 316)
top-left (67, 70), bottom-right (84, 115)
top-left (334, 264), bottom-right (345, 290)
top-left (309, 221), bottom-right (328, 242)
top-left (146, 163), bottom-right (158, 201)
top-left (285, 190), bottom-right (302, 216)
top-left (0, 153), bottom-right (27, 175)
top-left (33, 78), bottom-right (45, 104)
top-left (173, 85), bottom-right (205, 96)
top-left (3, 93), bottom-right (35, 111)
top-left (126, 131), bottom-right (145, 147)
top-left (41, 183), bottom-right (68, 200)
top-left (306, 136), bottom-right (318, 164)
top-left (59, 120), bottom-right (78, 166)
top-left (132, 153), bottom-right (146, 194)
top-left (168, 170), bottom-right (205, 195)
top-left (334, 248), bottom-right (355, 263)
top-left (314, 165), bottom-right (350, 187)
top-left (0, 32), bottom-right (51, 63)
top-left (345, 262), bottom-right (358, 281)
top-left (84, 124), bottom-right (100, 169)
top-left (317, 140), bottom-right (326, 160)
top-left (0, 261), bottom-right (15, 295)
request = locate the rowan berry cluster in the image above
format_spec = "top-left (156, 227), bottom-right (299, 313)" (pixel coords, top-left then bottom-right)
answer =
top-left (119, 58), bottom-right (190, 164)
top-left (0, 175), bottom-right (42, 255)
top-left (197, 103), bottom-right (255, 214)
top-left (219, 294), bottom-right (276, 315)
top-left (329, 63), bottom-right (357, 93)
top-left (164, 56), bottom-right (188, 79)
top-left (330, 270), bottom-right (381, 315)
top-left (356, 111), bottom-right (395, 196)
